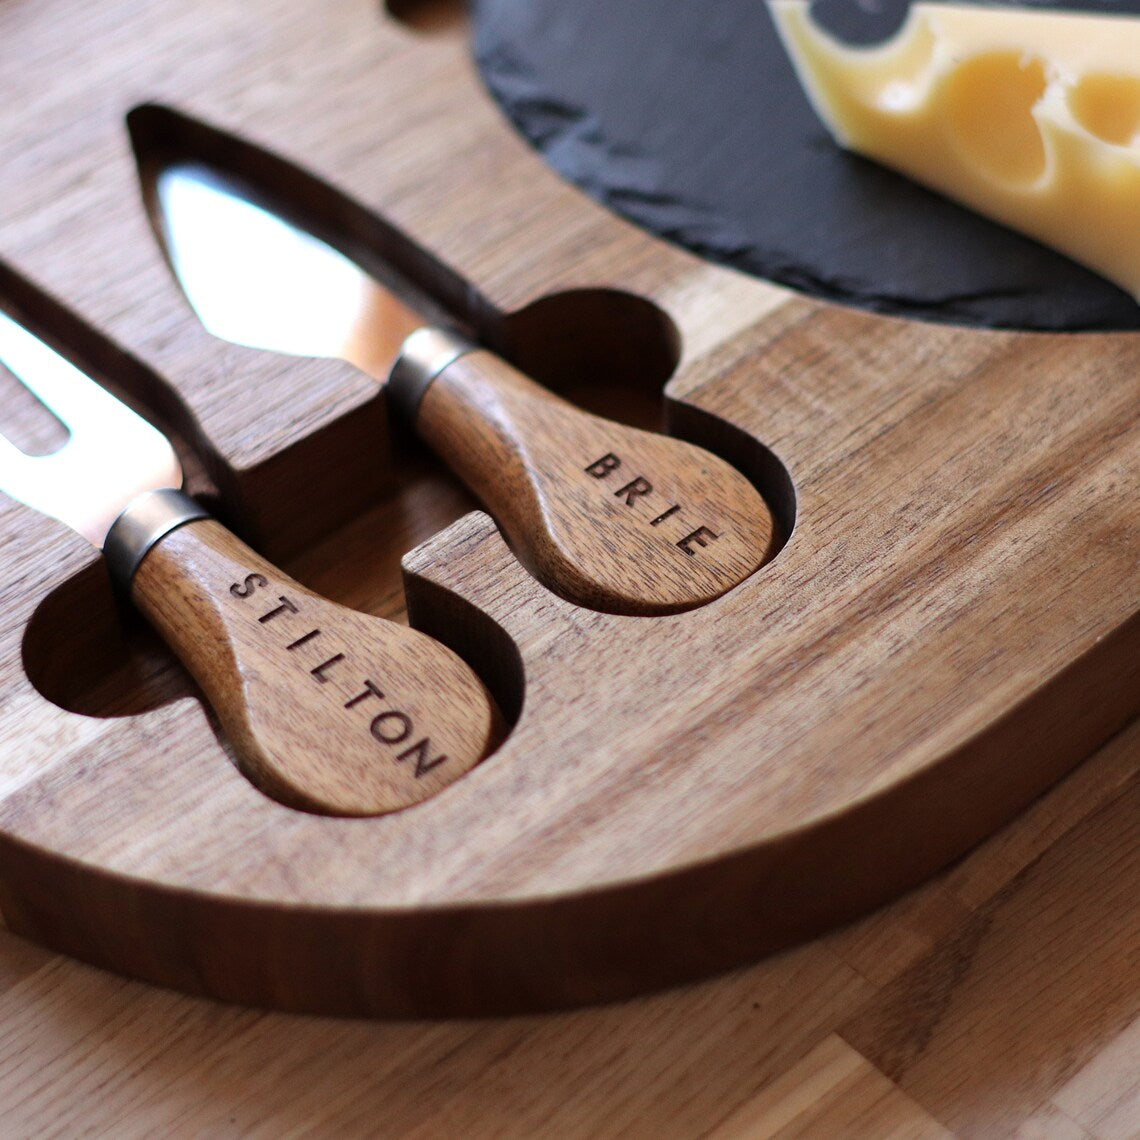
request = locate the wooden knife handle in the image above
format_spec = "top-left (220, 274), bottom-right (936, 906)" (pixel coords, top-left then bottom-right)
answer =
top-left (407, 346), bottom-right (777, 615)
top-left (126, 515), bottom-right (501, 816)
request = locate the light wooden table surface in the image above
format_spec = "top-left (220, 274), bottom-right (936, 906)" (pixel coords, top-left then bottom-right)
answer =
top-left (0, 713), bottom-right (1135, 1137)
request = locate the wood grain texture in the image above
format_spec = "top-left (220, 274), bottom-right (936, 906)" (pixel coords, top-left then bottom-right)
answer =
top-left (0, 0), bottom-right (1133, 1048)
top-left (414, 348), bottom-right (777, 613)
top-left (706, 1035), bottom-right (954, 1139)
top-left (0, 718), bottom-right (1135, 1137)
top-left (131, 516), bottom-right (501, 815)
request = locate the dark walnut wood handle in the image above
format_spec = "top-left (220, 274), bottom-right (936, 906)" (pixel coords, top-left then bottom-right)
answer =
top-left (129, 518), bottom-right (501, 815)
top-left (412, 348), bottom-right (777, 615)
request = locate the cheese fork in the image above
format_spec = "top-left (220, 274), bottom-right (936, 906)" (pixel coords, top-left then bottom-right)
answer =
top-left (0, 308), bottom-right (500, 816)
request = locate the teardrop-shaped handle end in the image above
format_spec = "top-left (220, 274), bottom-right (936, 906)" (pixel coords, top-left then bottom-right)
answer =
top-left (128, 516), bottom-right (501, 815)
top-left (410, 347), bottom-right (777, 615)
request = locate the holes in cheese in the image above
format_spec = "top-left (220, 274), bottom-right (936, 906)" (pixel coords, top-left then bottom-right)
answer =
top-left (769, 0), bottom-right (1140, 304)
top-left (943, 52), bottom-right (1048, 187)
top-left (1068, 74), bottom-right (1140, 148)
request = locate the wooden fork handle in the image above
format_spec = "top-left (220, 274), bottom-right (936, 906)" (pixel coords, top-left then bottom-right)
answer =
top-left (390, 330), bottom-right (778, 615)
top-left (107, 491), bottom-right (501, 816)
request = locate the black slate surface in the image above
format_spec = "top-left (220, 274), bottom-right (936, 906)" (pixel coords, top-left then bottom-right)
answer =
top-left (471, 0), bottom-right (1140, 330)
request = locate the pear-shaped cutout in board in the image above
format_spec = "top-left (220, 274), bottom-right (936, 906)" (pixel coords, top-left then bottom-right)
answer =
top-left (0, 300), bottom-right (501, 817)
top-left (134, 109), bottom-right (778, 614)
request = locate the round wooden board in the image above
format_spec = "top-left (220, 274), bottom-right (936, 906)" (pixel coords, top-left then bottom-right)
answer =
top-left (0, 0), bottom-right (1135, 1018)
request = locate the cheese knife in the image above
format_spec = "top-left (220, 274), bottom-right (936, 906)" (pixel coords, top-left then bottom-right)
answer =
top-left (0, 305), bottom-right (500, 816)
top-left (147, 160), bottom-right (777, 615)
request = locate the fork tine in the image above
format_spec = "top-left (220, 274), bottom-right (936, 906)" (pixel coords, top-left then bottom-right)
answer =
top-left (0, 310), bottom-right (182, 546)
top-left (0, 432), bottom-right (43, 498)
top-left (0, 310), bottom-right (129, 431)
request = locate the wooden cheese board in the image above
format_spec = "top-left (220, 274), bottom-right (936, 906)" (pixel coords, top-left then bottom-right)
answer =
top-left (0, 0), bottom-right (1135, 1018)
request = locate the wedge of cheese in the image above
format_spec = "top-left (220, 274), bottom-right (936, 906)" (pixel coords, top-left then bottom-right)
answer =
top-left (769, 0), bottom-right (1140, 302)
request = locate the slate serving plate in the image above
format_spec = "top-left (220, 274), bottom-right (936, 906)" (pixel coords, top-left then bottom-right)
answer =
top-left (473, 0), bottom-right (1140, 330)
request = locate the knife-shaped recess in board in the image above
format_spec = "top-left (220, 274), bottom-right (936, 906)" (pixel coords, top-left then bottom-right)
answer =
top-left (0, 305), bottom-right (501, 816)
top-left (136, 127), bottom-right (778, 616)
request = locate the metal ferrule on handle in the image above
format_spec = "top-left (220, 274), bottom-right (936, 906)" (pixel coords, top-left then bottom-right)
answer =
top-left (102, 487), bottom-right (209, 591)
top-left (386, 326), bottom-right (476, 427)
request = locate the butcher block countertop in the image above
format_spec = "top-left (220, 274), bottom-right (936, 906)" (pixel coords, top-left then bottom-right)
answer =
top-left (1, 716), bottom-right (1138, 1136)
